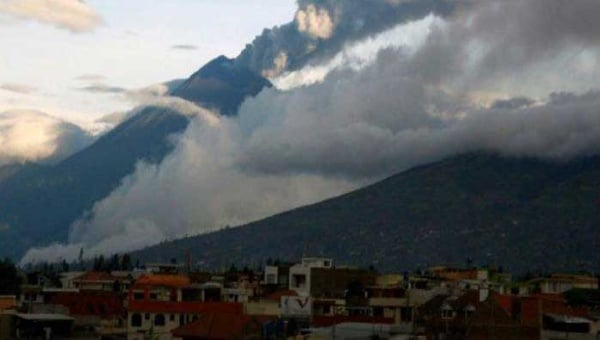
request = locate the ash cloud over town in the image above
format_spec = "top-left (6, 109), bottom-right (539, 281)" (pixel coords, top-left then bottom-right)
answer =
top-left (21, 0), bottom-right (600, 264)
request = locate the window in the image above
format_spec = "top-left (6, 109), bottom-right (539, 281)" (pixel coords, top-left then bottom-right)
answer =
top-left (131, 313), bottom-right (142, 327)
top-left (441, 304), bottom-right (454, 319)
top-left (373, 307), bottom-right (384, 317)
top-left (170, 314), bottom-right (175, 322)
top-left (149, 293), bottom-right (158, 300)
top-left (401, 307), bottom-right (413, 322)
top-left (133, 292), bottom-right (144, 300)
top-left (145, 313), bottom-right (150, 320)
top-left (154, 314), bottom-right (165, 326)
top-left (266, 274), bottom-right (276, 284)
top-left (87, 302), bottom-right (95, 314)
top-left (292, 274), bottom-right (307, 288)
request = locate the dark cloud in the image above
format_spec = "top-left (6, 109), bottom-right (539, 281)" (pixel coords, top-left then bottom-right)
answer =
top-left (79, 83), bottom-right (126, 94)
top-left (171, 44), bottom-right (198, 50)
top-left (491, 97), bottom-right (535, 110)
top-left (235, 0), bottom-right (458, 77)
top-left (408, 0), bottom-right (600, 93)
top-left (75, 74), bottom-right (105, 81)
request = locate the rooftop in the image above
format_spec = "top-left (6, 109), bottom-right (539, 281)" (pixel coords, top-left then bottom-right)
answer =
top-left (133, 274), bottom-right (191, 288)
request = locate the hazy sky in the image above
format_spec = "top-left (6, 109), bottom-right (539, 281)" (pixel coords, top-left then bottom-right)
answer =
top-left (0, 0), bottom-right (296, 129)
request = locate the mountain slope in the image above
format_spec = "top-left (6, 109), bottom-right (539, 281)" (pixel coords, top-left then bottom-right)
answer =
top-left (0, 107), bottom-right (190, 260)
top-left (131, 153), bottom-right (600, 274)
top-left (171, 55), bottom-right (272, 115)
top-left (0, 56), bottom-right (272, 261)
top-left (0, 163), bottom-right (30, 184)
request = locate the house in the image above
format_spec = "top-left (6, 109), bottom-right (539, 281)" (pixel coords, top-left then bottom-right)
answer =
top-left (13, 313), bottom-right (75, 339)
top-left (127, 273), bottom-right (242, 340)
top-left (0, 296), bottom-right (16, 312)
top-left (467, 292), bottom-right (597, 339)
top-left (416, 290), bottom-right (482, 339)
top-left (429, 266), bottom-right (488, 283)
top-left (48, 290), bottom-right (126, 337)
top-left (0, 296), bottom-right (17, 339)
top-left (243, 289), bottom-right (294, 317)
top-left (288, 258), bottom-right (333, 296)
top-left (72, 271), bottom-right (130, 292)
top-left (170, 311), bottom-right (275, 340)
top-left (288, 258), bottom-right (376, 299)
top-left (527, 273), bottom-right (599, 295)
top-left (19, 286), bottom-right (79, 313)
top-left (263, 262), bottom-right (292, 288)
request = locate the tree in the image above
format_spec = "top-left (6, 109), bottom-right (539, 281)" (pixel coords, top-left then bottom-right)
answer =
top-left (110, 254), bottom-right (120, 271)
top-left (61, 260), bottom-right (69, 272)
top-left (78, 247), bottom-right (85, 270)
top-left (121, 254), bottom-right (132, 271)
top-left (93, 255), bottom-right (105, 271)
top-left (0, 258), bottom-right (20, 295)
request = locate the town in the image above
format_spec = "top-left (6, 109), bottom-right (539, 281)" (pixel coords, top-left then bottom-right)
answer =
top-left (0, 256), bottom-right (598, 339)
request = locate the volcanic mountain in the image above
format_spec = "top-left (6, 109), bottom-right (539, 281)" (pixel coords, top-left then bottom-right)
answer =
top-left (0, 57), bottom-right (271, 260)
top-left (130, 153), bottom-right (600, 274)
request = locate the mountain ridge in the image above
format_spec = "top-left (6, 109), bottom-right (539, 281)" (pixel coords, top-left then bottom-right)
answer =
top-left (0, 107), bottom-right (190, 260)
top-left (129, 153), bottom-right (600, 274)
top-left (171, 55), bottom-right (272, 116)
top-left (0, 56), bottom-right (273, 261)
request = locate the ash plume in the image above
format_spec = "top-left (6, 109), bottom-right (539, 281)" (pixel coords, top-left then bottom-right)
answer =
top-left (235, 0), bottom-right (457, 77)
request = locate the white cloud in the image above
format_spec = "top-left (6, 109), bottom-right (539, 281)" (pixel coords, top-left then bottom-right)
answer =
top-left (0, 83), bottom-right (37, 94)
top-left (0, 0), bottom-right (102, 33)
top-left (295, 4), bottom-right (334, 39)
top-left (0, 109), bottom-right (93, 166)
top-left (274, 14), bottom-right (440, 90)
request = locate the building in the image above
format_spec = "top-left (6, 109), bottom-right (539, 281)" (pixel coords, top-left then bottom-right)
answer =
top-left (288, 258), bottom-right (376, 299)
top-left (527, 274), bottom-right (599, 295)
top-left (126, 273), bottom-right (242, 340)
top-left (170, 312), bottom-right (274, 340)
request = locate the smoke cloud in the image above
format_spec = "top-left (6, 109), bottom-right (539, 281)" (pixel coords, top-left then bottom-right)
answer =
top-left (235, 0), bottom-right (456, 77)
top-left (0, 110), bottom-right (93, 167)
top-left (20, 0), bottom-right (600, 264)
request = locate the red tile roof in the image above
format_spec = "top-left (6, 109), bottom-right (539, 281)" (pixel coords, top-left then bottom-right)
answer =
top-left (74, 271), bottom-right (121, 282)
top-left (313, 315), bottom-right (394, 327)
top-left (171, 312), bottom-right (274, 339)
top-left (264, 289), bottom-right (297, 301)
top-left (128, 301), bottom-right (242, 315)
top-left (49, 291), bottom-right (125, 318)
top-left (492, 293), bottom-right (590, 327)
top-left (133, 274), bottom-right (190, 288)
top-left (493, 292), bottom-right (514, 316)
top-left (0, 296), bottom-right (16, 311)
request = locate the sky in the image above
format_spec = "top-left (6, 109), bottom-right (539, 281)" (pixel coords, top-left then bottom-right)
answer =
top-left (0, 0), bottom-right (296, 129)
